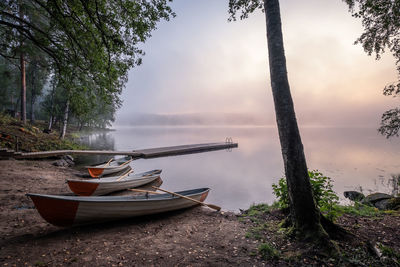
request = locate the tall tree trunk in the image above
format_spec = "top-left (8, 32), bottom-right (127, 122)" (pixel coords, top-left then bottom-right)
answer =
top-left (20, 53), bottom-right (26, 124)
top-left (79, 120), bottom-right (84, 131)
top-left (60, 99), bottom-right (69, 139)
top-left (11, 95), bottom-right (15, 117)
top-left (264, 0), bottom-right (325, 238)
top-left (48, 115), bottom-right (53, 130)
top-left (30, 95), bottom-right (36, 123)
top-left (30, 64), bottom-right (36, 123)
top-left (47, 80), bottom-right (56, 130)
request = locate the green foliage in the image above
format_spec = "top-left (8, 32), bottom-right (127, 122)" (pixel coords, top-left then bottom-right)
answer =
top-left (258, 243), bottom-right (280, 260)
top-left (335, 202), bottom-right (384, 218)
top-left (0, 112), bottom-right (87, 151)
top-left (272, 170), bottom-right (339, 220)
top-left (228, 0), bottom-right (263, 21)
top-left (1, 0), bottom-right (175, 135)
top-left (379, 108), bottom-right (400, 138)
top-left (343, 0), bottom-right (400, 138)
top-left (271, 177), bottom-right (289, 209)
top-left (245, 203), bottom-right (274, 217)
top-left (0, 57), bottom-right (19, 111)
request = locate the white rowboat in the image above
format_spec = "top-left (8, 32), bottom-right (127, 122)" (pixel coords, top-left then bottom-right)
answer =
top-left (27, 188), bottom-right (210, 227)
top-left (86, 157), bottom-right (133, 177)
top-left (67, 169), bottom-right (162, 196)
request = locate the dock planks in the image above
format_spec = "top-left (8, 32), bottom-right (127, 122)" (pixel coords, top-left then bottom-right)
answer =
top-left (9, 142), bottom-right (238, 159)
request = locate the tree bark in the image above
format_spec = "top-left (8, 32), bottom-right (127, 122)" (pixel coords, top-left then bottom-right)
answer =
top-left (20, 53), bottom-right (26, 124)
top-left (264, 0), bottom-right (324, 237)
top-left (48, 115), bottom-right (53, 130)
top-left (60, 99), bottom-right (69, 139)
top-left (30, 64), bottom-right (36, 123)
top-left (47, 80), bottom-right (56, 130)
top-left (30, 94), bottom-right (36, 123)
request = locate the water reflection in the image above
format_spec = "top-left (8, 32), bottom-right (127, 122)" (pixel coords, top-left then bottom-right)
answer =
top-left (76, 132), bottom-right (116, 165)
top-left (80, 126), bottom-right (400, 211)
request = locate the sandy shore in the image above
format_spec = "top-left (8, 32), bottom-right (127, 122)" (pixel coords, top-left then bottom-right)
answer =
top-left (2, 159), bottom-right (400, 266)
top-left (0, 160), bottom-right (263, 266)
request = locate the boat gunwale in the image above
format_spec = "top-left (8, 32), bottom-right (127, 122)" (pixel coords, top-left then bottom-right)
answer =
top-left (66, 174), bottom-right (160, 184)
top-left (87, 169), bottom-right (162, 180)
top-left (26, 188), bottom-right (210, 203)
top-left (84, 157), bottom-right (133, 169)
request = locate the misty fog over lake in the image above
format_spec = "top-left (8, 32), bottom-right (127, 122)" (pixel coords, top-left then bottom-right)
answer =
top-left (80, 125), bottom-right (400, 211)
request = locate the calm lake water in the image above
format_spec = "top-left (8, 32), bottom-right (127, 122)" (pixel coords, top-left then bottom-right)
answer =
top-left (78, 126), bottom-right (400, 211)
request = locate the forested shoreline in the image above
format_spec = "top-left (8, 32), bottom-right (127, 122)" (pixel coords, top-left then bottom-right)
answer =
top-left (0, 0), bottom-right (174, 138)
top-left (0, 56), bottom-right (117, 134)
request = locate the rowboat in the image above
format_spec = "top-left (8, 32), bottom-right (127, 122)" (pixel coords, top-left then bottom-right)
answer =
top-left (27, 188), bottom-right (210, 227)
top-left (86, 157), bottom-right (133, 177)
top-left (67, 169), bottom-right (162, 196)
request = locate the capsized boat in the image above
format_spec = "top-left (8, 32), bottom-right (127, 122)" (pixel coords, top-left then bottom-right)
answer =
top-left (86, 157), bottom-right (133, 177)
top-left (27, 188), bottom-right (210, 227)
top-left (67, 169), bottom-right (162, 196)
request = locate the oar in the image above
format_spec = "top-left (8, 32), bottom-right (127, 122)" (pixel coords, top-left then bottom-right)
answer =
top-left (119, 158), bottom-right (133, 167)
top-left (128, 188), bottom-right (162, 194)
top-left (102, 158), bottom-right (114, 167)
top-left (116, 169), bottom-right (134, 181)
top-left (152, 186), bottom-right (221, 211)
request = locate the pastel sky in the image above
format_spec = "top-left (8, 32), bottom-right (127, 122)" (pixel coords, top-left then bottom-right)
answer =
top-left (116, 0), bottom-right (398, 126)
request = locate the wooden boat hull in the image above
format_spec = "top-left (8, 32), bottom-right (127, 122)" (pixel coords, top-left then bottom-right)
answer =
top-left (27, 188), bottom-right (210, 227)
top-left (67, 170), bottom-right (162, 196)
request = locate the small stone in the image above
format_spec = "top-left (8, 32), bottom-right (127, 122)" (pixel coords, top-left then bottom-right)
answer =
top-left (343, 191), bottom-right (365, 201)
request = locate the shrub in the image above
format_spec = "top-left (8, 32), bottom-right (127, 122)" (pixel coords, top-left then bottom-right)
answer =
top-left (272, 170), bottom-right (339, 220)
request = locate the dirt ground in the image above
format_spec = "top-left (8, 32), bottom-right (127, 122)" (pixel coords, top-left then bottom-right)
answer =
top-left (0, 159), bottom-right (265, 267)
top-left (1, 159), bottom-right (400, 266)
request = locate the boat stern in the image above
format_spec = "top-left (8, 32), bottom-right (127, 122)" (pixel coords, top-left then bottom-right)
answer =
top-left (27, 194), bottom-right (79, 227)
top-left (88, 168), bottom-right (104, 178)
top-left (67, 181), bottom-right (99, 196)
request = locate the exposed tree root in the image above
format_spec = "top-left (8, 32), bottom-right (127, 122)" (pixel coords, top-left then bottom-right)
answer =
top-left (279, 212), bottom-right (355, 257)
top-left (319, 212), bottom-right (354, 241)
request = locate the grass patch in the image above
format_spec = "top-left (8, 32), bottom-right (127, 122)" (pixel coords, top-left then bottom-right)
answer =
top-left (245, 223), bottom-right (270, 240)
top-left (242, 203), bottom-right (275, 217)
top-left (378, 243), bottom-right (400, 263)
top-left (335, 202), bottom-right (384, 218)
top-left (258, 242), bottom-right (280, 260)
top-left (0, 113), bottom-right (88, 152)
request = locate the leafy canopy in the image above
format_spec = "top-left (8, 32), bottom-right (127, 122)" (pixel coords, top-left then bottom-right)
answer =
top-left (343, 0), bottom-right (400, 138)
top-left (0, 0), bottom-right (174, 130)
top-left (0, 0), bottom-right (175, 104)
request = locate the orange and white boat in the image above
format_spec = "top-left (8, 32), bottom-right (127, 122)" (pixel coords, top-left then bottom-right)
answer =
top-left (27, 188), bottom-right (210, 227)
top-left (86, 157), bottom-right (133, 177)
top-left (67, 169), bottom-right (162, 196)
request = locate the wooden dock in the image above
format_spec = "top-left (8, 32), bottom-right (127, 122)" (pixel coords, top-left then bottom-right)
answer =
top-left (2, 142), bottom-right (238, 159)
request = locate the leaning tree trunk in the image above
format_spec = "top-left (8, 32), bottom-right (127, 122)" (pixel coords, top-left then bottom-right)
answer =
top-left (60, 99), bottom-right (69, 139)
top-left (20, 53), bottom-right (26, 124)
top-left (264, 0), bottom-right (326, 238)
